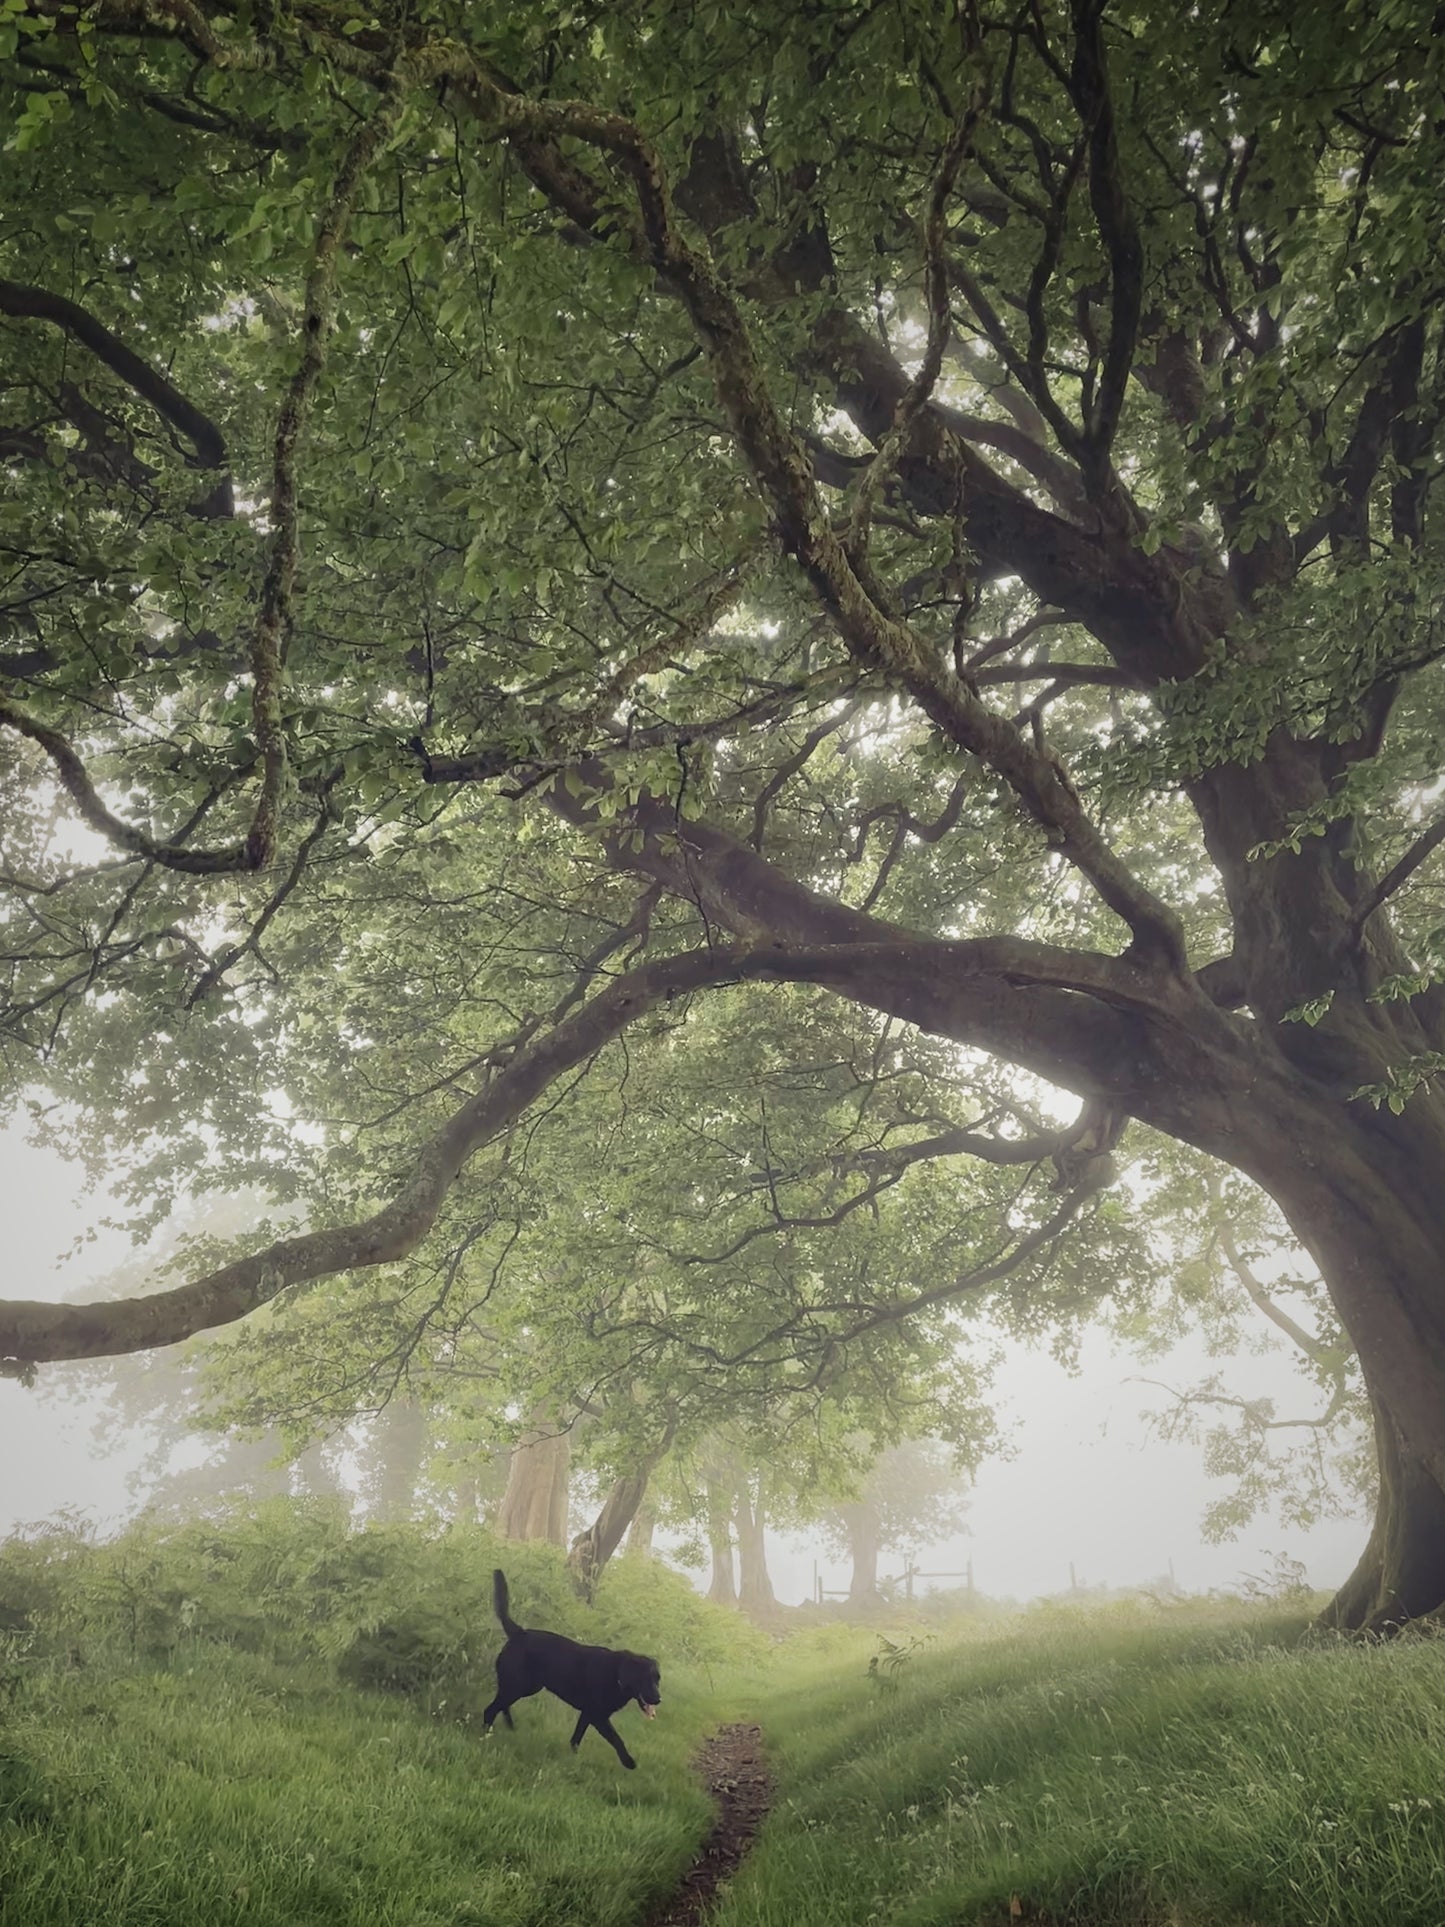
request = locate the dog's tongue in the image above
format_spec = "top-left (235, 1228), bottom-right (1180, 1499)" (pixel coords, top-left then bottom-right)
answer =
top-left (640, 1702), bottom-right (657, 1719)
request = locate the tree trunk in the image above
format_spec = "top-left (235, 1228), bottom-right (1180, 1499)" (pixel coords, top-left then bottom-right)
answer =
top-left (735, 1474), bottom-right (776, 1613)
top-left (626, 1495), bottom-right (658, 1555)
top-left (1317, 1379), bottom-right (1445, 1634)
top-left (567, 1468), bottom-right (651, 1600)
top-left (1236, 1111), bottom-right (1445, 1630)
top-left (705, 1474), bottom-right (737, 1606)
top-left (844, 1501), bottom-right (882, 1604)
top-left (496, 1418), bottom-right (570, 1545)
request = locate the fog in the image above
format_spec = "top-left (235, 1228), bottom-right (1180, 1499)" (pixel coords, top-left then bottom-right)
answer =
top-left (0, 1122), bottom-right (1367, 1603)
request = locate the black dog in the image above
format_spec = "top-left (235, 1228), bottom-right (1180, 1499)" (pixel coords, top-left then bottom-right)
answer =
top-left (482, 1569), bottom-right (661, 1769)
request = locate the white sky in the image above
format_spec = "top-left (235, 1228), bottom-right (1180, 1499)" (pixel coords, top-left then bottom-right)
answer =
top-left (780, 1326), bottom-right (1367, 1606)
top-left (0, 1118), bottom-right (1368, 1602)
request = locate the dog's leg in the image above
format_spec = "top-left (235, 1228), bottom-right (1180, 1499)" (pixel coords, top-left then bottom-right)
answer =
top-left (483, 1695), bottom-right (517, 1732)
top-left (592, 1716), bottom-right (637, 1770)
top-left (569, 1712), bottom-right (591, 1751)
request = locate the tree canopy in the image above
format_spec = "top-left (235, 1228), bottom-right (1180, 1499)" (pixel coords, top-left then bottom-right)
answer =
top-left (3, 0), bottom-right (1444, 1627)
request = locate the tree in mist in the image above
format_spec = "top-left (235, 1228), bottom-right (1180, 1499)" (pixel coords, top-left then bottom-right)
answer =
top-left (823, 1439), bottom-right (971, 1605)
top-left (3, 0), bottom-right (1445, 1629)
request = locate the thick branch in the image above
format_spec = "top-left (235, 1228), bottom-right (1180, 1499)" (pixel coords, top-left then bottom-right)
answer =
top-left (1068, 0), bottom-right (1143, 473)
top-left (1352, 813), bottom-right (1445, 929)
top-left (0, 696), bottom-right (258, 876)
top-left (0, 278), bottom-right (232, 512)
top-left (0, 932), bottom-right (1150, 1365)
top-left (0, 945), bottom-right (750, 1363)
top-left (930, 400), bottom-right (1090, 518)
top-left (814, 307), bottom-right (1231, 686)
top-left (849, 62), bottom-right (987, 557)
top-left (457, 82), bottom-right (1184, 960)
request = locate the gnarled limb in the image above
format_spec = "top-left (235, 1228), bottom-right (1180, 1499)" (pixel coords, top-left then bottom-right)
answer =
top-left (0, 946), bottom-right (748, 1363)
top-left (452, 83), bottom-right (1186, 959)
top-left (0, 278), bottom-right (232, 514)
top-left (0, 925), bottom-right (1159, 1365)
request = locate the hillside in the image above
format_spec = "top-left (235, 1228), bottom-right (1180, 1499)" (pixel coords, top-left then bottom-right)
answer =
top-left (4, 1515), bottom-right (1445, 1925)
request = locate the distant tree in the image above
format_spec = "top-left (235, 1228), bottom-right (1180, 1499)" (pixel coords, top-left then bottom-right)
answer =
top-left (566, 1409), bottom-right (676, 1598)
top-left (701, 1450), bottom-right (740, 1608)
top-left (824, 1440), bottom-right (971, 1604)
top-left (734, 1468), bottom-right (777, 1616)
top-left (355, 1396), bottom-right (430, 1523)
top-left (495, 1410), bottom-right (571, 1548)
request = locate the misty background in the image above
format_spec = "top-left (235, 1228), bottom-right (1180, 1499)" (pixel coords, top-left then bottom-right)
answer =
top-left (0, 1118), bottom-right (1366, 1605)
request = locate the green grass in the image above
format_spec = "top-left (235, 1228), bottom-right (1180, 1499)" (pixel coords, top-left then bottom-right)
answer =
top-left (710, 1607), bottom-right (1445, 1927)
top-left (0, 1644), bottom-right (714, 1926)
top-left (8, 1591), bottom-right (1445, 1926)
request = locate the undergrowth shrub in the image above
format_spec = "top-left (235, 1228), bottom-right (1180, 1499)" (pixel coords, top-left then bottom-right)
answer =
top-left (593, 1552), bottom-right (770, 1669)
top-left (0, 1501), bottom-right (762, 1707)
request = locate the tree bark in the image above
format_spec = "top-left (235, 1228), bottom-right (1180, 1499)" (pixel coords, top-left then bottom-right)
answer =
top-left (1317, 1378), bottom-right (1445, 1635)
top-left (495, 1418), bottom-right (570, 1546)
top-left (735, 1474), bottom-right (776, 1613)
top-left (625, 1495), bottom-right (658, 1555)
top-left (566, 1424), bottom-right (675, 1598)
top-left (844, 1501), bottom-right (883, 1604)
top-left (705, 1473), bottom-right (737, 1606)
top-left (567, 1468), bottom-right (650, 1600)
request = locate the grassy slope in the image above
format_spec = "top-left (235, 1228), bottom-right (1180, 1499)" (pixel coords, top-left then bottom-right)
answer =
top-left (714, 1608), bottom-right (1445, 1927)
top-left (7, 1603), bottom-right (1445, 1926)
top-left (1, 1644), bottom-right (714, 1927)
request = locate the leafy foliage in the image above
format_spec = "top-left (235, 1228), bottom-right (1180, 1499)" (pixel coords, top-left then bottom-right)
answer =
top-left (0, 1499), bottom-right (759, 1694)
top-left (4, 0), bottom-right (1445, 1623)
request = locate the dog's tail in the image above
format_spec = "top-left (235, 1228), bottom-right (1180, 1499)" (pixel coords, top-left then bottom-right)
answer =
top-left (493, 1569), bottom-right (523, 1638)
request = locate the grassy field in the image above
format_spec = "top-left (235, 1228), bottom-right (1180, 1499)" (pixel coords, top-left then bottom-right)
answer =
top-left (0, 1641), bottom-right (716, 1926)
top-left (714, 1608), bottom-right (1445, 1927)
top-left (5, 1516), bottom-right (1445, 1926)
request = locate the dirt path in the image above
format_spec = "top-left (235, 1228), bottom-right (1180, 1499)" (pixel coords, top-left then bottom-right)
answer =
top-left (647, 1722), bottom-right (772, 1927)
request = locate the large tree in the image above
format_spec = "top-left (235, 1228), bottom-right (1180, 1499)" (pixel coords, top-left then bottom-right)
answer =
top-left (2, 0), bottom-right (1443, 1629)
